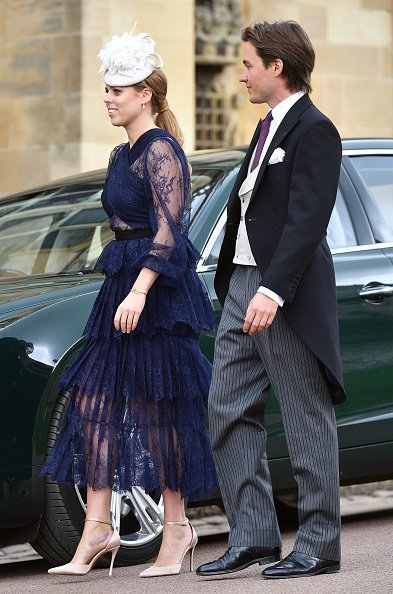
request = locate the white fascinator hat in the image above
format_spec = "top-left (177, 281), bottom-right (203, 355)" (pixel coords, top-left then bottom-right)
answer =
top-left (98, 24), bottom-right (164, 86)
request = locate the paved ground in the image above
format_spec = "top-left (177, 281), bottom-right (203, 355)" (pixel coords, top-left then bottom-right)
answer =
top-left (1, 509), bottom-right (393, 593)
top-left (2, 482), bottom-right (393, 566)
top-left (1, 483), bottom-right (393, 593)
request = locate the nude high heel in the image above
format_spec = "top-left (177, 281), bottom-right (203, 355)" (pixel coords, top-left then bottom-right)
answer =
top-left (48, 518), bottom-right (121, 576)
top-left (139, 518), bottom-right (198, 577)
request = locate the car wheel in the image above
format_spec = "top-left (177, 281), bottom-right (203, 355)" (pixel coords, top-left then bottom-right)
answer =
top-left (31, 389), bottom-right (164, 566)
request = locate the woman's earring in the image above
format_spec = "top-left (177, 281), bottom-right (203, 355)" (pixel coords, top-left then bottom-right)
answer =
top-left (141, 103), bottom-right (145, 110)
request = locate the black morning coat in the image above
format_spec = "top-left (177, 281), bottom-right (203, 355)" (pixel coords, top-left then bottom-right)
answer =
top-left (215, 94), bottom-right (346, 404)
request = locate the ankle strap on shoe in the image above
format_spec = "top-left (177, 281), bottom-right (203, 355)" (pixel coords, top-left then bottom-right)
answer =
top-left (85, 518), bottom-right (112, 526)
top-left (164, 518), bottom-right (189, 526)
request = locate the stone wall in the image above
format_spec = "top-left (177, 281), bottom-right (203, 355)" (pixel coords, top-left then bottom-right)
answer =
top-left (0, 0), bottom-right (392, 194)
top-left (0, 0), bottom-right (82, 192)
top-left (0, 0), bottom-right (194, 193)
top-left (238, 0), bottom-right (393, 144)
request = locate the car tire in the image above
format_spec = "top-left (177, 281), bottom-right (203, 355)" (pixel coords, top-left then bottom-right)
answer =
top-left (31, 389), bottom-right (163, 566)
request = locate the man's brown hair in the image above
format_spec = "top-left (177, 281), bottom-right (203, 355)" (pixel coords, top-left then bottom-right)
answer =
top-left (241, 21), bottom-right (315, 94)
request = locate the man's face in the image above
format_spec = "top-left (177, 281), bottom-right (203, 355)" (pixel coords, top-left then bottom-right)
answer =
top-left (239, 41), bottom-right (279, 107)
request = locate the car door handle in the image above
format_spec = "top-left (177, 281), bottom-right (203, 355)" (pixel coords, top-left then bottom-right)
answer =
top-left (359, 283), bottom-right (393, 300)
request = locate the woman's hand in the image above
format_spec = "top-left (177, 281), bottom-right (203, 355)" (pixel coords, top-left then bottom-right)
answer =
top-left (114, 291), bottom-right (146, 333)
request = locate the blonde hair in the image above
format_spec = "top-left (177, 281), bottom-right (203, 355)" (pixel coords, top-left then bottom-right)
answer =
top-left (135, 70), bottom-right (184, 145)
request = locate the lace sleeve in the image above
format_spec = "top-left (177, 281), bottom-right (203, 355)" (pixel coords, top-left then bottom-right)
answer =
top-left (141, 138), bottom-right (192, 283)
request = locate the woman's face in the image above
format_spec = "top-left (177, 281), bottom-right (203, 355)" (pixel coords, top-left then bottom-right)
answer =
top-left (103, 85), bottom-right (147, 127)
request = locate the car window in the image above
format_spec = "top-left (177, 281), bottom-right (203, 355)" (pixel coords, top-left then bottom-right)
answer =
top-left (327, 188), bottom-right (357, 249)
top-left (349, 155), bottom-right (393, 242)
top-left (0, 168), bottom-right (226, 279)
top-left (0, 184), bottom-right (111, 278)
top-left (190, 168), bottom-right (225, 223)
top-left (203, 225), bottom-right (225, 268)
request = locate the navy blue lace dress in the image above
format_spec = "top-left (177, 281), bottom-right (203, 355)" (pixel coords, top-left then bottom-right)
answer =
top-left (41, 128), bottom-right (217, 499)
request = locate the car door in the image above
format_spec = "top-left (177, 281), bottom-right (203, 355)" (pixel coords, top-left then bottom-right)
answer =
top-left (334, 150), bottom-right (393, 483)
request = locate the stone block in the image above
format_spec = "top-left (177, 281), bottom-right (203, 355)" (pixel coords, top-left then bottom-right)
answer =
top-left (49, 142), bottom-right (81, 180)
top-left (323, 77), bottom-right (345, 130)
top-left (381, 48), bottom-right (393, 78)
top-left (303, 0), bottom-right (360, 4)
top-left (0, 147), bottom-right (50, 194)
top-left (249, 0), bottom-right (300, 22)
top-left (51, 35), bottom-right (82, 94)
top-left (82, 0), bottom-right (110, 33)
top-left (315, 42), bottom-right (379, 77)
top-left (10, 97), bottom-right (57, 149)
top-left (343, 78), bottom-right (393, 137)
top-left (0, 103), bottom-right (10, 149)
top-left (0, 38), bottom-right (51, 96)
top-left (65, 0), bottom-right (81, 33)
top-left (81, 35), bottom-right (106, 93)
top-left (0, 8), bottom-right (5, 41)
top-left (309, 74), bottom-right (327, 112)
top-left (327, 5), bottom-right (391, 47)
top-left (361, 0), bottom-right (393, 11)
top-left (81, 142), bottom-right (117, 173)
top-left (299, 4), bottom-right (327, 41)
top-left (4, 0), bottom-right (64, 41)
top-left (8, 94), bottom-right (81, 148)
top-left (64, 96), bottom-right (82, 143)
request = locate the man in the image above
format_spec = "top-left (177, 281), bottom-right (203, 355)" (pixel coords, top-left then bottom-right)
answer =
top-left (196, 21), bottom-right (345, 580)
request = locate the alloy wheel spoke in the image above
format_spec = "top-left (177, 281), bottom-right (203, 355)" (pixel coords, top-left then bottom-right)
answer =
top-left (110, 490), bottom-right (123, 533)
top-left (74, 485), bottom-right (164, 546)
top-left (128, 487), bottom-right (163, 536)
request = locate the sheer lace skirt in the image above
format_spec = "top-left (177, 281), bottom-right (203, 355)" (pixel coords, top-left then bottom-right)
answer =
top-left (41, 263), bottom-right (217, 499)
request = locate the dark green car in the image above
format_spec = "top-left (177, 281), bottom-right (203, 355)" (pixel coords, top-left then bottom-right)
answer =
top-left (1, 139), bottom-right (392, 567)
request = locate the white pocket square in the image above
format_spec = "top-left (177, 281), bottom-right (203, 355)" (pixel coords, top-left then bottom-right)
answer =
top-left (268, 147), bottom-right (285, 165)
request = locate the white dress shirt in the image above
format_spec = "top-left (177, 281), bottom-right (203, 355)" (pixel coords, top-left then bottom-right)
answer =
top-left (233, 91), bottom-right (305, 306)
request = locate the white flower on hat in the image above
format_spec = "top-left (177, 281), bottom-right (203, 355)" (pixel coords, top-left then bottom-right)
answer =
top-left (98, 25), bottom-right (164, 86)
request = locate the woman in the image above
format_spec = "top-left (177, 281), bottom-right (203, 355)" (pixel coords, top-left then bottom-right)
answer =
top-left (41, 27), bottom-right (217, 578)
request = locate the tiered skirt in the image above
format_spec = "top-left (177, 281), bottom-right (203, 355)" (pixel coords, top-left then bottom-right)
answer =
top-left (41, 239), bottom-right (217, 499)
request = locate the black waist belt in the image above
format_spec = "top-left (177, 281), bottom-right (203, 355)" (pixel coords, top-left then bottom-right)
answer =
top-left (114, 228), bottom-right (154, 240)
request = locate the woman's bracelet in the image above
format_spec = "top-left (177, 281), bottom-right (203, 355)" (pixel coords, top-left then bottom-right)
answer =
top-left (130, 288), bottom-right (147, 296)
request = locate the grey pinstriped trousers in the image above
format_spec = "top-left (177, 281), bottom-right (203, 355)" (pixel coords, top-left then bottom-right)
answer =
top-left (209, 265), bottom-right (341, 561)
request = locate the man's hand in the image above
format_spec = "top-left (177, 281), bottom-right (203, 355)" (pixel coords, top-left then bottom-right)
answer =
top-left (243, 292), bottom-right (278, 335)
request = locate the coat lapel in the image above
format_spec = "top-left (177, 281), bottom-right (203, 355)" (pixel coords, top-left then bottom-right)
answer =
top-left (226, 122), bottom-right (261, 213)
top-left (250, 94), bottom-right (313, 202)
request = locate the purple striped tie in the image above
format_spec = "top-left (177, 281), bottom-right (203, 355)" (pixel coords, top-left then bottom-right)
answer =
top-left (250, 111), bottom-right (273, 171)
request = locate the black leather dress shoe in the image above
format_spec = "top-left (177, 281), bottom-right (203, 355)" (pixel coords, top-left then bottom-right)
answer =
top-left (261, 551), bottom-right (340, 579)
top-left (196, 546), bottom-right (282, 576)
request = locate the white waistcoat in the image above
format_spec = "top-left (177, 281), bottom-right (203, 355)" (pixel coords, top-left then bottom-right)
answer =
top-left (233, 164), bottom-right (261, 266)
